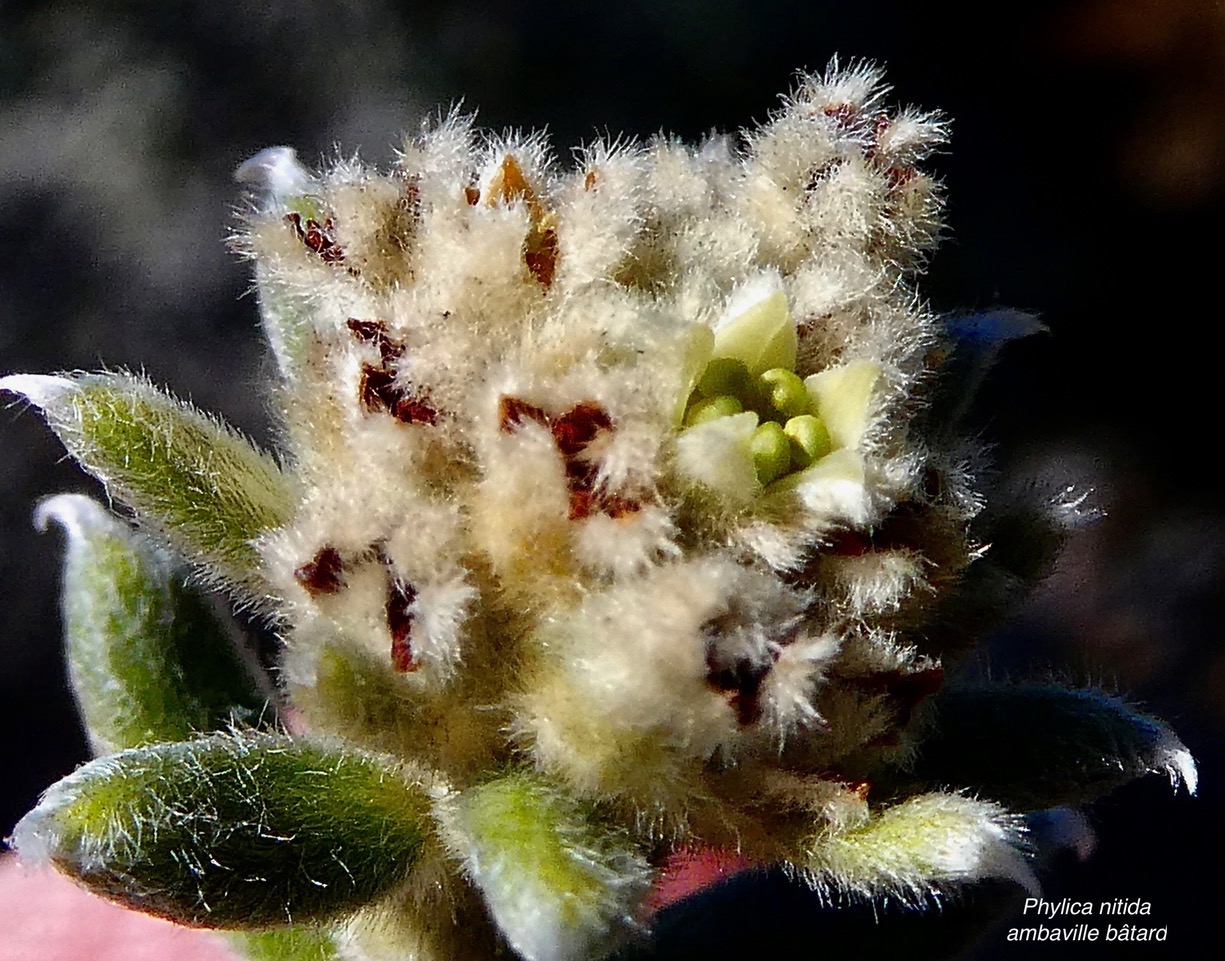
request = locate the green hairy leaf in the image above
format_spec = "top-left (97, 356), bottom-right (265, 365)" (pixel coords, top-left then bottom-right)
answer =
top-left (905, 684), bottom-right (1198, 808)
top-left (445, 773), bottom-right (651, 961)
top-left (230, 927), bottom-right (339, 961)
top-left (1, 372), bottom-right (294, 595)
top-left (9, 733), bottom-right (429, 928)
top-left (39, 493), bottom-right (273, 754)
top-left (802, 793), bottom-right (1036, 902)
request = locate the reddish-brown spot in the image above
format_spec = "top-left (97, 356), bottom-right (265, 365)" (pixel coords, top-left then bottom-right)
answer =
top-left (563, 462), bottom-right (599, 520)
top-left (346, 317), bottom-right (404, 365)
top-left (498, 395), bottom-right (550, 432)
top-left (387, 579), bottom-right (419, 672)
top-left (498, 397), bottom-right (639, 520)
top-left (584, 169), bottom-right (599, 191)
top-left (398, 175), bottom-right (422, 217)
top-left (826, 530), bottom-right (872, 557)
top-left (866, 114), bottom-right (891, 160)
top-left (293, 546), bottom-right (345, 596)
top-left (551, 401), bottom-right (613, 457)
top-left (464, 185), bottom-right (481, 205)
top-left (524, 224), bottom-right (559, 287)
top-left (567, 485), bottom-right (596, 521)
top-left (601, 493), bottom-right (642, 520)
top-left (285, 212), bottom-right (345, 264)
top-left (358, 365), bottom-right (437, 425)
top-left (482, 154), bottom-right (560, 288)
top-left (823, 103), bottom-right (855, 127)
top-left (886, 166), bottom-right (917, 190)
top-left (705, 646), bottom-right (779, 727)
top-left (359, 365), bottom-right (396, 412)
top-left (346, 317), bottom-right (388, 343)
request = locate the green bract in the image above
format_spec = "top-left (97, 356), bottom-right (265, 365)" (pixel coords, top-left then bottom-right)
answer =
top-left (12, 734), bottom-right (429, 928)
top-left (37, 493), bottom-right (272, 754)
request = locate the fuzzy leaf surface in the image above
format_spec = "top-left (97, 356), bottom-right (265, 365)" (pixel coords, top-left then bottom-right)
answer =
top-left (905, 684), bottom-right (1197, 808)
top-left (445, 772), bottom-right (650, 961)
top-left (10, 733), bottom-right (429, 928)
top-left (230, 928), bottom-right (338, 961)
top-left (801, 793), bottom-right (1034, 901)
top-left (39, 493), bottom-right (272, 754)
top-left (1, 372), bottom-right (294, 595)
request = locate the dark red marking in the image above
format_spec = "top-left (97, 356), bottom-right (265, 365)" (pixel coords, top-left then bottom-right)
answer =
top-left (497, 397), bottom-right (638, 520)
top-left (866, 114), bottom-right (891, 160)
top-left (293, 546), bottom-right (345, 596)
top-left (704, 645), bottom-right (780, 727)
top-left (285, 212), bottom-right (345, 264)
top-left (826, 530), bottom-right (872, 557)
top-left (847, 779), bottom-right (872, 802)
top-left (567, 485), bottom-right (596, 521)
top-left (498, 396), bottom-right (549, 432)
top-left (601, 493), bottom-right (642, 520)
top-left (346, 317), bottom-right (404, 365)
top-left (345, 317), bottom-right (388, 344)
top-left (551, 401), bottom-right (613, 457)
top-left (823, 103), bottom-right (855, 127)
top-left (464, 185), bottom-right (481, 205)
top-left (563, 462), bottom-right (600, 521)
top-left (387, 579), bottom-right (419, 672)
top-left (358, 365), bottom-right (437, 425)
top-left (886, 167), bottom-right (917, 190)
top-left (399, 175), bottom-right (422, 217)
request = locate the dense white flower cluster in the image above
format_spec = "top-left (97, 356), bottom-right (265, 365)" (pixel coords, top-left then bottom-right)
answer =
top-left (3, 63), bottom-right (1195, 961)
top-left (246, 62), bottom-right (955, 796)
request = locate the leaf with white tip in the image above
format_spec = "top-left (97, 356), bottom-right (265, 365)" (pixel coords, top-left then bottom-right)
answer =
top-left (8, 733), bottom-right (430, 928)
top-left (38, 493), bottom-right (273, 755)
top-left (801, 793), bottom-right (1035, 902)
top-left (905, 684), bottom-right (1198, 808)
top-left (1, 372), bottom-right (294, 596)
top-left (441, 773), bottom-right (650, 961)
top-left (234, 147), bottom-right (315, 208)
top-left (929, 310), bottom-right (1046, 429)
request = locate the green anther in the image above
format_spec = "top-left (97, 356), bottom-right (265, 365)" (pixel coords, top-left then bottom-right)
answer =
top-left (685, 394), bottom-right (744, 426)
top-left (694, 357), bottom-right (754, 400)
top-left (751, 421), bottom-right (792, 486)
top-left (759, 368), bottom-right (811, 420)
top-left (784, 414), bottom-right (833, 468)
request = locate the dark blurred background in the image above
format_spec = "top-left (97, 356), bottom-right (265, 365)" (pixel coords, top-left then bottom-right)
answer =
top-left (1, 1), bottom-right (1221, 956)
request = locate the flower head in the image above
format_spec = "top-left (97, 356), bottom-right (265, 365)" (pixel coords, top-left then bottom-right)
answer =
top-left (3, 62), bottom-right (1195, 961)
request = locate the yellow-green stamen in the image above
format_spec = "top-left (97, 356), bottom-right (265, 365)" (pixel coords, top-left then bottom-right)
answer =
top-left (751, 422), bottom-right (791, 486)
top-left (685, 395), bottom-right (744, 426)
top-left (784, 414), bottom-right (833, 469)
